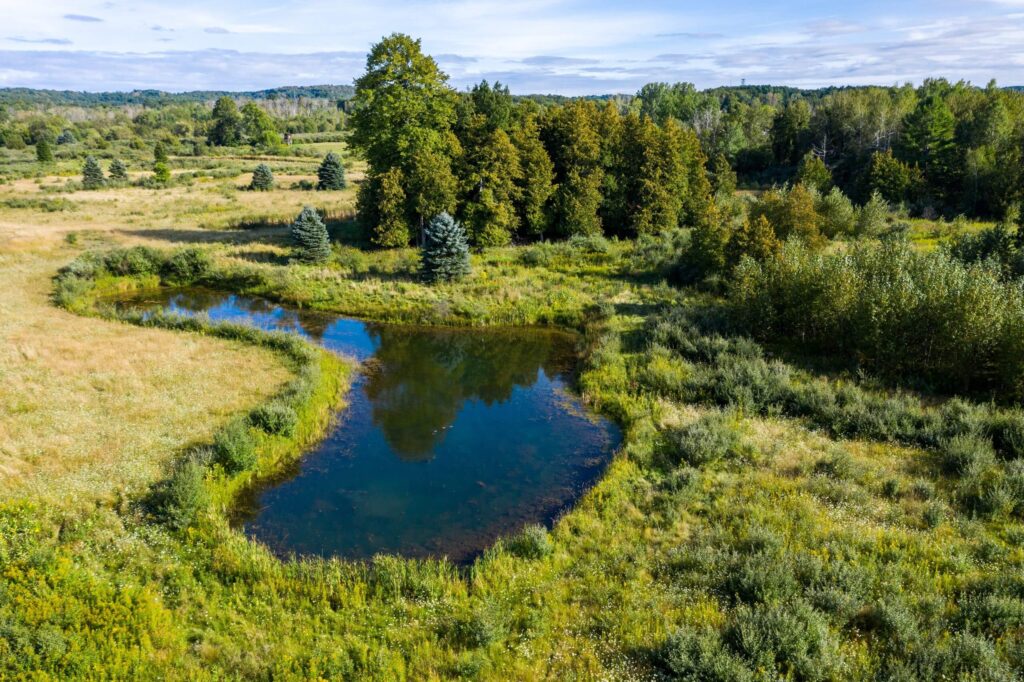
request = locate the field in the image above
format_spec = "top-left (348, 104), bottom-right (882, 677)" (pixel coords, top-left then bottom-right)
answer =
top-left (3, 140), bottom-right (1024, 681)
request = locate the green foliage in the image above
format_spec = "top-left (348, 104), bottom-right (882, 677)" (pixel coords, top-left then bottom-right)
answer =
top-left (749, 184), bottom-right (823, 247)
top-left (153, 141), bottom-right (169, 164)
top-left (727, 214), bottom-right (780, 268)
top-left (710, 151), bottom-right (738, 196)
top-left (241, 102), bottom-right (282, 147)
top-left (152, 161), bottom-right (170, 184)
top-left (108, 158), bottom-right (128, 181)
top-left (421, 212), bottom-right (471, 283)
top-left (796, 152), bottom-right (832, 192)
top-left (251, 402), bottom-right (298, 437)
top-left (316, 152), bottom-right (346, 190)
top-left (855, 191), bottom-right (890, 238)
top-left (868, 150), bottom-right (923, 206)
top-left (899, 93), bottom-right (959, 202)
top-left (662, 411), bottom-right (743, 467)
top-left (81, 156), bottom-right (105, 189)
top-left (290, 205), bottom-right (332, 264)
top-left (249, 163), bottom-right (274, 191)
top-left (816, 187), bottom-right (856, 238)
top-left (459, 122), bottom-right (520, 246)
top-left (511, 114), bottom-right (554, 239)
top-left (159, 248), bottom-right (210, 285)
top-left (152, 455), bottom-right (210, 529)
top-left (543, 101), bottom-right (604, 237)
top-left (359, 167), bottom-right (410, 248)
top-left (731, 239), bottom-right (1024, 399)
top-left (676, 204), bottom-right (730, 284)
top-left (209, 96), bottom-right (242, 146)
top-left (35, 138), bottom-right (53, 163)
top-left (504, 524), bottom-right (553, 560)
top-left (213, 419), bottom-right (258, 474)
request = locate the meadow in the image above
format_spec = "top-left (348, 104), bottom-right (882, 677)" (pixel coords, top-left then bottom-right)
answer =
top-left (0, 134), bottom-right (1023, 681)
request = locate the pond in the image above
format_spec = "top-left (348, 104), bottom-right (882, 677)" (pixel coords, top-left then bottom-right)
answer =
top-left (115, 288), bottom-right (621, 564)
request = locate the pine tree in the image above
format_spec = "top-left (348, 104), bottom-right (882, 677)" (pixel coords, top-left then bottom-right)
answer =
top-left (249, 163), bottom-right (274, 191)
top-left (856, 192), bottom-right (890, 238)
top-left (153, 142), bottom-right (169, 164)
top-left (421, 212), bottom-right (471, 282)
top-left (359, 168), bottom-right (410, 247)
top-left (678, 203), bottom-right (729, 283)
top-left (460, 120), bottom-right (521, 247)
top-left (152, 162), bottom-right (171, 184)
top-left (290, 206), bottom-right (332, 264)
top-left (543, 101), bottom-right (604, 237)
top-left (710, 152), bottom-right (737, 196)
top-left (316, 152), bottom-right (347, 190)
top-left (727, 214), bottom-right (780, 268)
top-left (109, 158), bottom-right (128, 181)
top-left (82, 156), bottom-right (105, 189)
top-left (899, 93), bottom-right (958, 203)
top-left (36, 138), bottom-right (53, 164)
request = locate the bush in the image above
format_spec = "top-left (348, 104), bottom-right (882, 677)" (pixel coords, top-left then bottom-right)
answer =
top-left (662, 411), bottom-right (742, 468)
top-left (159, 248), bottom-right (210, 285)
top-left (250, 402), bottom-right (298, 437)
top-left (939, 435), bottom-right (996, 477)
top-left (723, 601), bottom-right (839, 681)
top-left (662, 629), bottom-right (753, 681)
top-left (504, 524), bottom-right (552, 560)
top-left (213, 420), bottom-right (257, 474)
top-left (103, 246), bottom-right (163, 277)
top-left (152, 161), bottom-right (171, 184)
top-left (153, 455), bottom-right (210, 530)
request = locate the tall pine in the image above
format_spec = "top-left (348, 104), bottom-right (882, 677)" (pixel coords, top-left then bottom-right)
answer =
top-left (511, 113), bottom-right (554, 239)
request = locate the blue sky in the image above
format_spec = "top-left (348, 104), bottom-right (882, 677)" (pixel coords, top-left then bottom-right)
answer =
top-left (1, 0), bottom-right (1023, 94)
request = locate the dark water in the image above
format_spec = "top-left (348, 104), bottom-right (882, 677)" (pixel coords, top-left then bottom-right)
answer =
top-left (115, 288), bottom-right (620, 563)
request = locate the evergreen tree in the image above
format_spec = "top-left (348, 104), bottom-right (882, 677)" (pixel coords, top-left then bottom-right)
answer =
top-left (510, 113), bottom-right (554, 239)
top-left (358, 168), bottom-right (410, 247)
top-left (542, 101), bottom-right (604, 236)
top-left (152, 162), bottom-right (171, 184)
top-left (249, 163), bottom-right (274, 191)
top-left (421, 212), bottom-right (470, 282)
top-left (796, 152), bottom-right (832, 193)
top-left (727, 214), bottom-right (780, 268)
top-left (856, 191), bottom-right (890, 238)
top-left (208, 96), bottom-right (242, 146)
top-left (82, 156), bottom-right (105, 189)
top-left (406, 147), bottom-right (458, 244)
top-left (316, 152), bottom-right (346, 190)
top-left (709, 152), bottom-right (737, 196)
top-left (36, 138), bottom-right (53, 164)
top-left (108, 158), bottom-right (128, 181)
top-left (899, 93), bottom-right (958, 203)
top-left (153, 141), bottom-right (169, 164)
top-left (459, 118), bottom-right (521, 247)
top-left (56, 130), bottom-right (75, 145)
top-left (771, 100), bottom-right (811, 165)
top-left (868, 150), bottom-right (923, 206)
top-left (290, 206), bottom-right (332, 263)
top-left (678, 203), bottom-right (729, 283)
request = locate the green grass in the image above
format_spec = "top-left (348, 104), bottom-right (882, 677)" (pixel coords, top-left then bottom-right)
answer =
top-left (3, 232), bottom-right (1024, 679)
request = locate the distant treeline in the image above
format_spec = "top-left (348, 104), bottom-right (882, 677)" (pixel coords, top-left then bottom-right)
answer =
top-left (0, 85), bottom-right (355, 108)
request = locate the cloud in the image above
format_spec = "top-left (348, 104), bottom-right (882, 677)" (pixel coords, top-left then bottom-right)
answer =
top-left (204, 27), bottom-right (231, 35)
top-left (520, 55), bottom-right (599, 66)
top-left (655, 32), bottom-right (724, 39)
top-left (151, 25), bottom-right (173, 32)
top-left (7, 36), bottom-right (73, 45)
top-left (63, 14), bottom-right (103, 23)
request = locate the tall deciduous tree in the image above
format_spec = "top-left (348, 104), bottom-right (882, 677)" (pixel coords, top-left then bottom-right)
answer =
top-left (350, 33), bottom-right (458, 244)
top-left (241, 102), bottom-right (282, 148)
top-left (358, 167), bottom-right (409, 248)
top-left (458, 116), bottom-right (521, 246)
top-left (208, 97), bottom-right (242, 146)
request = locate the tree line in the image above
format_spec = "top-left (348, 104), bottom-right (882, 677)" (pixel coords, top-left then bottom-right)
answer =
top-left (349, 34), bottom-right (713, 248)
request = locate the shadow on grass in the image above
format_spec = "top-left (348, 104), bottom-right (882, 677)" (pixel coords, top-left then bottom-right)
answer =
top-left (114, 227), bottom-right (287, 245)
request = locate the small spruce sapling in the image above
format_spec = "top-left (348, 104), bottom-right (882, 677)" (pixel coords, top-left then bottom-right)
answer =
top-left (290, 205), bottom-right (332, 264)
top-left (421, 212), bottom-right (471, 283)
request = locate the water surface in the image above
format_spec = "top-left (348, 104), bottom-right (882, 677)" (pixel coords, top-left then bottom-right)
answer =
top-left (116, 288), bottom-right (620, 563)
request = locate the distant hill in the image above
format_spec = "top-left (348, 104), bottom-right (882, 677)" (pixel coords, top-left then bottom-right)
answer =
top-left (0, 85), bottom-right (355, 107)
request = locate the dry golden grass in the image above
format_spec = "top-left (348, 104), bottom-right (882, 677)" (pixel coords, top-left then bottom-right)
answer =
top-left (0, 189), bottom-right (306, 507)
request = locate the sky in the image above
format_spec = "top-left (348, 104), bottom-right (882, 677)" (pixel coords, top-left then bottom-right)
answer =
top-left (1, 0), bottom-right (1023, 95)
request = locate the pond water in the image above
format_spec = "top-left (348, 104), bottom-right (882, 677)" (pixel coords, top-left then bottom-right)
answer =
top-left (115, 289), bottom-right (620, 563)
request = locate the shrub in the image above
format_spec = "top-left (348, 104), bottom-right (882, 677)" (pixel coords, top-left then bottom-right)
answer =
top-left (662, 411), bottom-right (742, 468)
top-left (159, 248), bottom-right (210, 285)
top-left (723, 601), bottom-right (839, 681)
top-left (938, 435), bottom-right (996, 477)
top-left (35, 138), bottom-right (53, 163)
top-left (213, 420), bottom-right (257, 474)
top-left (250, 402), bottom-right (298, 436)
top-left (153, 455), bottom-right (210, 530)
top-left (249, 163), bottom-right (274, 191)
top-left (316, 152), bottom-right (346, 190)
top-left (421, 212), bottom-right (471, 283)
top-left (290, 206), bottom-right (332, 264)
top-left (504, 524), bottom-right (552, 560)
top-left (152, 161), bottom-right (171, 184)
top-left (988, 411), bottom-right (1024, 460)
top-left (662, 629), bottom-right (753, 681)
top-left (103, 246), bottom-right (163, 277)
